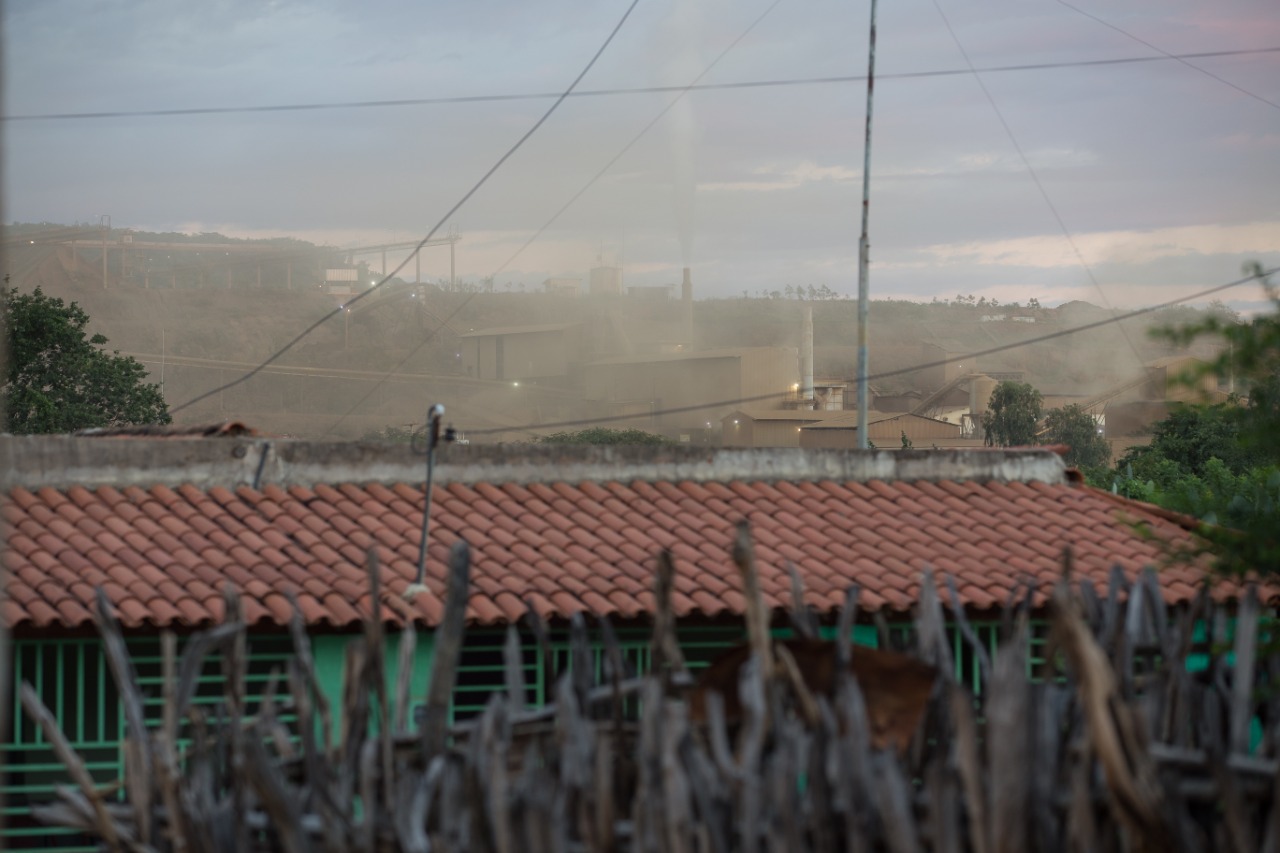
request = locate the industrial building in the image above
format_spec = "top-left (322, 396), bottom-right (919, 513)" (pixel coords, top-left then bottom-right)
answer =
top-left (458, 323), bottom-right (582, 382)
top-left (583, 347), bottom-right (798, 436)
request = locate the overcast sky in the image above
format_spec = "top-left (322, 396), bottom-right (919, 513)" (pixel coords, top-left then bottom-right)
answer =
top-left (4, 0), bottom-right (1278, 308)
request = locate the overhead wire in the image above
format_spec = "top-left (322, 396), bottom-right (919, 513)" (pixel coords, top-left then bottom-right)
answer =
top-left (320, 0), bottom-right (788, 438)
top-left (458, 266), bottom-right (1277, 438)
top-left (5, 48), bottom-right (1277, 123)
top-left (168, 0), bottom-right (642, 416)
top-left (1053, 1), bottom-right (1280, 112)
top-left (929, 0), bottom-right (1148, 370)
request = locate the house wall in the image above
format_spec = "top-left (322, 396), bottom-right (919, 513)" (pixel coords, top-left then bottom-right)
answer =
top-left (799, 415), bottom-right (961, 449)
top-left (723, 418), bottom-right (818, 448)
top-left (873, 416), bottom-right (963, 442)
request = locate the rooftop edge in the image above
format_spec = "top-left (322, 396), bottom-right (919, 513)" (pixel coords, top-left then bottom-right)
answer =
top-left (0, 435), bottom-right (1067, 491)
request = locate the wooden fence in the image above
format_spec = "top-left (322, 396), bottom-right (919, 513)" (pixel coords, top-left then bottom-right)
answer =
top-left (15, 523), bottom-right (1280, 852)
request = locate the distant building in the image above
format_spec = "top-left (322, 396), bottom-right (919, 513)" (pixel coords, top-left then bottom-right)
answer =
top-left (588, 265), bottom-right (623, 296)
top-left (324, 267), bottom-right (359, 297)
top-left (458, 323), bottom-right (582, 382)
top-left (543, 277), bottom-right (581, 296)
top-left (626, 285), bottom-right (673, 301)
top-left (799, 412), bottom-right (963, 449)
top-left (721, 409), bottom-right (850, 448)
top-left (583, 347), bottom-right (798, 435)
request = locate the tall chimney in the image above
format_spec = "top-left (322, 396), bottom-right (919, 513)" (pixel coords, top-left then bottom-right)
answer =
top-left (682, 267), bottom-right (694, 348)
top-left (801, 304), bottom-right (814, 407)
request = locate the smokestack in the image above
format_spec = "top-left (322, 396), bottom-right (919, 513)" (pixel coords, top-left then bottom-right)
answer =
top-left (682, 267), bottom-right (693, 348)
top-left (801, 304), bottom-right (814, 407)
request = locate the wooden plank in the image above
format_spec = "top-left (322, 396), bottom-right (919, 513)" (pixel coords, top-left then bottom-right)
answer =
top-left (1230, 587), bottom-right (1260, 756)
top-left (835, 585), bottom-right (860, 670)
top-left (945, 574), bottom-right (991, 685)
top-left (986, 618), bottom-right (1030, 853)
top-left (421, 540), bottom-right (472, 759)
top-left (1051, 577), bottom-right (1172, 847)
top-left (949, 684), bottom-right (989, 853)
top-left (731, 521), bottom-right (774, 689)
top-left (362, 547), bottom-right (396, 825)
top-left (19, 683), bottom-right (126, 850)
top-left (652, 548), bottom-right (689, 686)
top-left (394, 621), bottom-right (418, 734)
top-left (916, 570), bottom-right (953, 676)
top-left (92, 587), bottom-right (153, 846)
top-left (788, 560), bottom-right (820, 640)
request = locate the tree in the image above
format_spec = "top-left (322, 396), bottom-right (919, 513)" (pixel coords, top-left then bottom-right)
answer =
top-left (2, 286), bottom-right (170, 433)
top-left (1043, 404), bottom-right (1110, 470)
top-left (982, 381), bottom-right (1043, 447)
top-left (1118, 404), bottom-right (1262, 485)
top-left (1114, 263), bottom-right (1280, 575)
top-left (534, 427), bottom-right (672, 446)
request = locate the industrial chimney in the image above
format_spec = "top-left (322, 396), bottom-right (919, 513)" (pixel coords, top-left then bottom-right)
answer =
top-left (682, 267), bottom-right (694, 348)
top-left (801, 303), bottom-right (814, 408)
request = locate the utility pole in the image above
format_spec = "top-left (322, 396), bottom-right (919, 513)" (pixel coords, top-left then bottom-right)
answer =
top-left (855, 0), bottom-right (878, 449)
top-left (100, 214), bottom-right (110, 289)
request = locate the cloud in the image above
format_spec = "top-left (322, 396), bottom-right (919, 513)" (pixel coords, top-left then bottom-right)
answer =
top-left (911, 221), bottom-right (1280, 270)
top-left (700, 147), bottom-right (1098, 192)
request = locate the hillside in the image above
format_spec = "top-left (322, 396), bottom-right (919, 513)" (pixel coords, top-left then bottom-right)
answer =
top-left (2, 226), bottom-right (1227, 439)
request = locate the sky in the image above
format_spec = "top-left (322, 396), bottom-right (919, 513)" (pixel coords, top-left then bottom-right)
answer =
top-left (4, 0), bottom-right (1279, 309)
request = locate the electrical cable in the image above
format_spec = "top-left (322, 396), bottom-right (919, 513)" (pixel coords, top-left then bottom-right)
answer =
top-left (1054, 1), bottom-right (1280, 112)
top-left (929, 0), bottom-right (1148, 370)
top-left (458, 266), bottom-right (1277, 437)
top-left (169, 0), bottom-right (641, 416)
top-left (320, 0), bottom-right (787, 437)
top-left (6, 48), bottom-right (1277, 123)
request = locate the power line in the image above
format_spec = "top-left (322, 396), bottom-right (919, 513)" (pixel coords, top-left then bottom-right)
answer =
top-left (321, 0), bottom-right (788, 438)
top-left (460, 267), bottom-right (1276, 437)
top-left (1054, 1), bottom-right (1280, 111)
top-left (169, 0), bottom-right (642, 416)
top-left (929, 0), bottom-right (1148, 371)
top-left (6, 47), bottom-right (1277, 123)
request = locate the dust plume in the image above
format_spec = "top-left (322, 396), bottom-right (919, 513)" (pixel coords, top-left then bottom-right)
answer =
top-left (665, 4), bottom-right (701, 267)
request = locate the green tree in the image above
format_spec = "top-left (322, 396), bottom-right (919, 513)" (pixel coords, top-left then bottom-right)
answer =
top-left (2, 286), bottom-right (170, 433)
top-left (534, 427), bottom-right (672, 446)
top-left (982, 381), bottom-right (1043, 447)
top-left (1114, 264), bottom-right (1280, 575)
top-left (1118, 404), bottom-right (1262, 485)
top-left (1043, 404), bottom-right (1110, 471)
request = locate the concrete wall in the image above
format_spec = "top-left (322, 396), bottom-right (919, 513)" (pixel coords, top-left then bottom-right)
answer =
top-left (0, 436), bottom-right (1068, 491)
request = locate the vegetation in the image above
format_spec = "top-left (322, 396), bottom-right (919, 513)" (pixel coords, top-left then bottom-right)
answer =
top-left (534, 427), bottom-right (672, 446)
top-left (982, 381), bottom-right (1043, 447)
top-left (361, 425), bottom-right (417, 443)
top-left (1042, 404), bottom-right (1110, 472)
top-left (2, 285), bottom-right (170, 433)
top-left (1112, 266), bottom-right (1280, 575)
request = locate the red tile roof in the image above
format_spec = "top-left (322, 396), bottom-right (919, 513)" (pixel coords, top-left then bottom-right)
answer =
top-left (0, 467), bottom-right (1234, 633)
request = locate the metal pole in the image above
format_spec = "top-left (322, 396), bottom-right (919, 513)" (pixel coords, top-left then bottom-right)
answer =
top-left (855, 0), bottom-right (878, 449)
top-left (405, 405), bottom-right (446, 598)
top-left (450, 238), bottom-right (456, 290)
